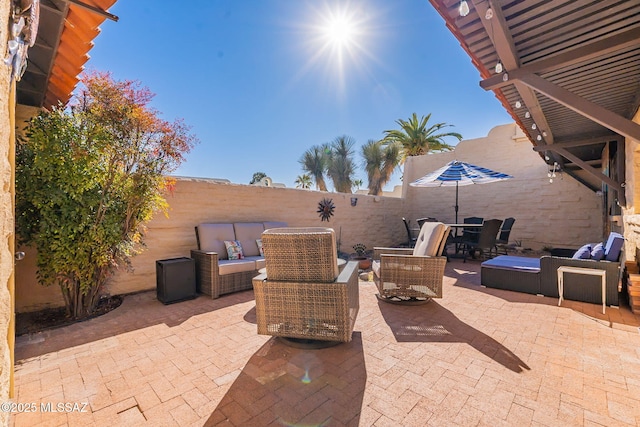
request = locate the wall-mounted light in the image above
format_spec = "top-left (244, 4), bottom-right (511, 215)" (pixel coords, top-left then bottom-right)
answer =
top-left (350, 197), bottom-right (358, 207)
top-left (547, 162), bottom-right (562, 183)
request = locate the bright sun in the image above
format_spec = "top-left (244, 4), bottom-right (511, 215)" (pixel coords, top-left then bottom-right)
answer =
top-left (325, 16), bottom-right (354, 46)
top-left (294, 3), bottom-right (380, 96)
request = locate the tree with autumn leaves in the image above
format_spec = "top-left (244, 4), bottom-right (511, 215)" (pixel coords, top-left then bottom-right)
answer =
top-left (16, 71), bottom-right (198, 319)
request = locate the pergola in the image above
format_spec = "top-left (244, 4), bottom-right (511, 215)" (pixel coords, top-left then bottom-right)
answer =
top-left (428, 0), bottom-right (640, 208)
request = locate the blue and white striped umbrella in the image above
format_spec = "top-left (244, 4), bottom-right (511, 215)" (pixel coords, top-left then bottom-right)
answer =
top-left (410, 160), bottom-right (513, 223)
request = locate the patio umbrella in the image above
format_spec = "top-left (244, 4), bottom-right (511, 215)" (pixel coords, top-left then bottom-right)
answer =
top-left (409, 160), bottom-right (513, 223)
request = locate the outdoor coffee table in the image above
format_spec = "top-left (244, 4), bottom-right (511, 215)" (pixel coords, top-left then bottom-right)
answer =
top-left (557, 266), bottom-right (606, 314)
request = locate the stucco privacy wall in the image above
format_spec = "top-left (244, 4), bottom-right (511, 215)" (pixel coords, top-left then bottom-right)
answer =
top-left (403, 123), bottom-right (603, 250)
top-left (16, 180), bottom-right (404, 311)
top-left (1, 0), bottom-right (14, 417)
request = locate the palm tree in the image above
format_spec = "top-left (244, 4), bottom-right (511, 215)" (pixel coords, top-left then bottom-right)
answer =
top-left (383, 113), bottom-right (462, 162)
top-left (326, 135), bottom-right (356, 193)
top-left (361, 139), bottom-right (401, 195)
top-left (295, 174), bottom-right (312, 189)
top-left (299, 145), bottom-right (328, 191)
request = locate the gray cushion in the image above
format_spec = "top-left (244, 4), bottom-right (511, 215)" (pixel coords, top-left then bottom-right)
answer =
top-left (197, 223), bottom-right (235, 259)
top-left (244, 256), bottom-right (266, 270)
top-left (218, 259), bottom-right (257, 275)
top-left (263, 221), bottom-right (288, 231)
top-left (234, 223), bottom-right (265, 257)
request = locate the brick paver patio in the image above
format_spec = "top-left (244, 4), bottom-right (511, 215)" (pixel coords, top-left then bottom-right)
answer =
top-left (11, 260), bottom-right (640, 426)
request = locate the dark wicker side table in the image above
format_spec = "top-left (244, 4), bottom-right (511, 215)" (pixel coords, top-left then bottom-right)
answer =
top-left (156, 257), bottom-right (197, 304)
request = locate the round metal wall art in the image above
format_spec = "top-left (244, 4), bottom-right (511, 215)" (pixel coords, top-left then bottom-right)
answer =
top-left (317, 198), bottom-right (335, 222)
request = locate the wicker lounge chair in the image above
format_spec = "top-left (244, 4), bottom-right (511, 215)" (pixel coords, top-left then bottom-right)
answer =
top-left (252, 227), bottom-right (360, 343)
top-left (372, 222), bottom-right (451, 304)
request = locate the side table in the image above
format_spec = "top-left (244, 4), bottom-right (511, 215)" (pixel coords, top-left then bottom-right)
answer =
top-left (156, 257), bottom-right (197, 304)
top-left (557, 266), bottom-right (606, 314)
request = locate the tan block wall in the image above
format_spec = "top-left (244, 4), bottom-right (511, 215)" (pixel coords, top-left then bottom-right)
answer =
top-left (16, 179), bottom-right (405, 311)
top-left (15, 123), bottom-right (611, 312)
top-left (1, 0), bottom-right (14, 418)
top-left (403, 123), bottom-right (603, 249)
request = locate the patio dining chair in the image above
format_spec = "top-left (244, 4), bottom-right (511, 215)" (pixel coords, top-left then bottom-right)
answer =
top-left (449, 216), bottom-right (483, 255)
top-left (493, 217), bottom-right (515, 256)
top-left (252, 227), bottom-right (359, 344)
top-left (372, 222), bottom-right (451, 304)
top-left (402, 217), bottom-right (418, 247)
top-left (462, 219), bottom-right (503, 262)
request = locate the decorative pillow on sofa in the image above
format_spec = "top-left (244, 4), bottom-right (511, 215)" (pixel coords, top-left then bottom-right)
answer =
top-left (590, 242), bottom-right (605, 261)
top-left (224, 240), bottom-right (244, 260)
top-left (604, 232), bottom-right (624, 262)
top-left (256, 239), bottom-right (264, 256)
top-left (572, 244), bottom-right (592, 259)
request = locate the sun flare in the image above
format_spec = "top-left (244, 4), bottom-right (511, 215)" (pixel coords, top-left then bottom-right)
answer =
top-left (288, 3), bottom-right (383, 98)
top-left (324, 16), bottom-right (355, 47)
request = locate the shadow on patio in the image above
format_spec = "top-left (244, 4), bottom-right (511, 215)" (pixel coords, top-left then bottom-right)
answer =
top-left (15, 290), bottom-right (256, 360)
top-left (378, 300), bottom-right (530, 373)
top-left (203, 333), bottom-right (366, 426)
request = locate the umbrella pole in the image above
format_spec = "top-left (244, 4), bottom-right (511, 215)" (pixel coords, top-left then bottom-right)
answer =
top-left (455, 182), bottom-right (459, 224)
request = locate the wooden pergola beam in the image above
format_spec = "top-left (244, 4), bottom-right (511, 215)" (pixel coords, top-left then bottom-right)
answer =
top-left (474, 1), bottom-right (554, 144)
top-left (480, 26), bottom-right (640, 91)
top-left (519, 73), bottom-right (640, 143)
top-left (534, 134), bottom-right (622, 150)
top-left (543, 145), bottom-right (625, 205)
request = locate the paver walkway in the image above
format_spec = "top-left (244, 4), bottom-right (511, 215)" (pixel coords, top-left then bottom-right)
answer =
top-left (11, 260), bottom-right (640, 426)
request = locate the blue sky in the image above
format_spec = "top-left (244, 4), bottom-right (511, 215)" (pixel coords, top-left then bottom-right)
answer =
top-left (87, 0), bottom-right (512, 190)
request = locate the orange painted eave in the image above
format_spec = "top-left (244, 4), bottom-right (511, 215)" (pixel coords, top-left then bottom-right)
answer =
top-left (44, 0), bottom-right (117, 110)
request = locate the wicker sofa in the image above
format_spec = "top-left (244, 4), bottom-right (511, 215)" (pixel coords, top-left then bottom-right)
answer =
top-left (481, 232), bottom-right (624, 306)
top-left (190, 221), bottom-right (287, 298)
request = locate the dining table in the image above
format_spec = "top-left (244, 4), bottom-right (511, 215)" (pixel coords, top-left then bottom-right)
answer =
top-left (445, 223), bottom-right (484, 256)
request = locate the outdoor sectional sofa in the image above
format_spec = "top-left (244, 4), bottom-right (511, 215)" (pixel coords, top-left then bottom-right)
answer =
top-left (191, 221), bottom-right (287, 298)
top-left (481, 232), bottom-right (624, 307)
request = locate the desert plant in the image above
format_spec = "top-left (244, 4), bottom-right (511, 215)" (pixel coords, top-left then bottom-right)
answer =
top-left (16, 71), bottom-right (197, 319)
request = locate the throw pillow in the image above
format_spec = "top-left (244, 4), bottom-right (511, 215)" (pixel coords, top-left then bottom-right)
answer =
top-left (256, 239), bottom-right (264, 256)
top-left (590, 243), bottom-right (605, 261)
top-left (572, 244), bottom-right (592, 259)
top-left (224, 240), bottom-right (244, 260)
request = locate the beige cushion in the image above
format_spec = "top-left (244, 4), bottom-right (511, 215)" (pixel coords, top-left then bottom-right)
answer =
top-left (218, 259), bottom-right (256, 275)
top-left (197, 223), bottom-right (235, 259)
top-left (436, 225), bottom-right (451, 256)
top-left (234, 223), bottom-right (265, 257)
top-left (247, 256), bottom-right (266, 270)
top-left (413, 222), bottom-right (447, 257)
top-left (372, 260), bottom-right (381, 278)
